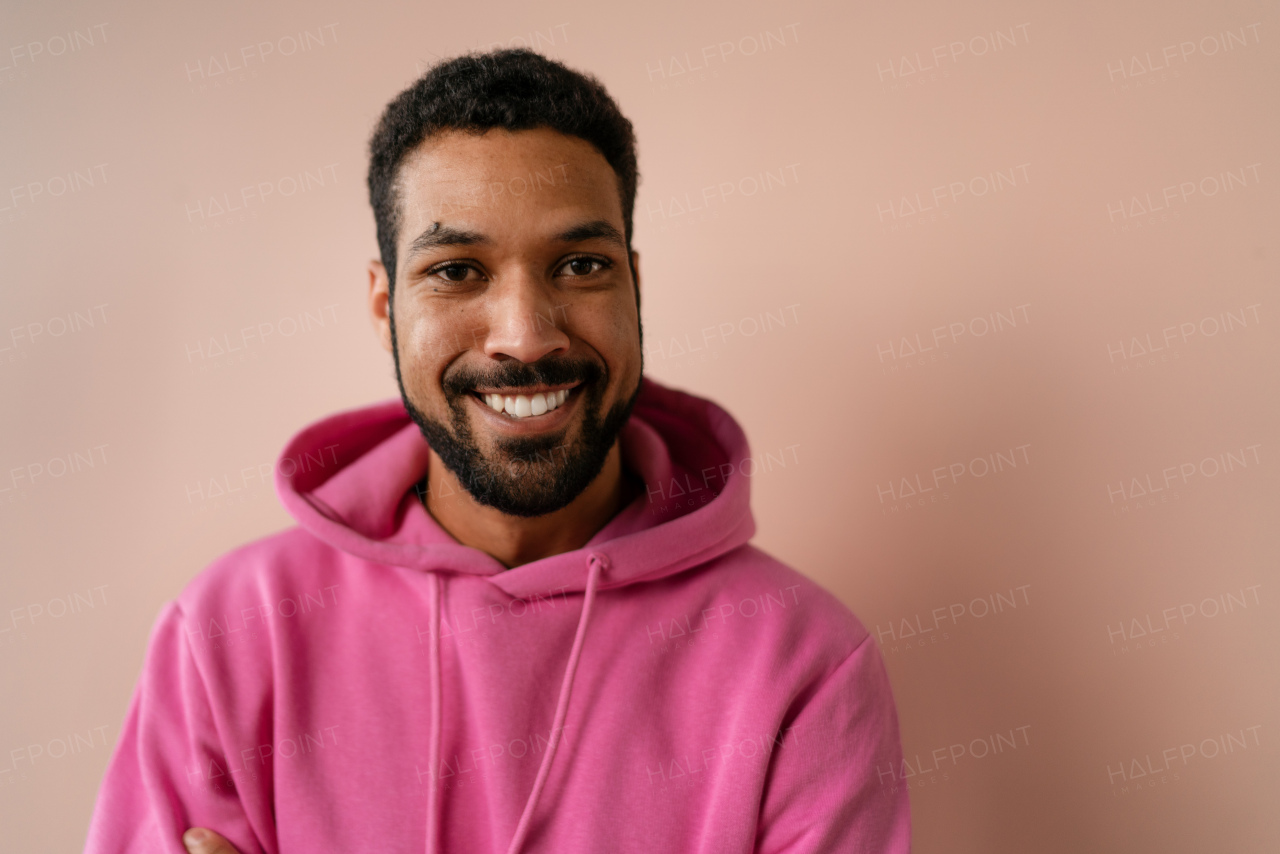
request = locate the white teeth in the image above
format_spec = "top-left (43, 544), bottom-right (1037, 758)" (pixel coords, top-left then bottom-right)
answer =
top-left (483, 388), bottom-right (573, 419)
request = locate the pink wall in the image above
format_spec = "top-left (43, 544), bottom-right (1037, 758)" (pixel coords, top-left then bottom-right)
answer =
top-left (1, 0), bottom-right (1276, 850)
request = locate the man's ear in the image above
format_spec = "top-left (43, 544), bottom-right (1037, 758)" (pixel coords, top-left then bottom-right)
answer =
top-left (367, 259), bottom-right (394, 353)
top-left (629, 249), bottom-right (642, 314)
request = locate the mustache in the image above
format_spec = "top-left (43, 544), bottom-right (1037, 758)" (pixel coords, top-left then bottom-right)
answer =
top-left (442, 356), bottom-right (604, 397)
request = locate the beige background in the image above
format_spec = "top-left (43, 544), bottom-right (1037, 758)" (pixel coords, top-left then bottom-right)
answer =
top-left (2, 0), bottom-right (1277, 851)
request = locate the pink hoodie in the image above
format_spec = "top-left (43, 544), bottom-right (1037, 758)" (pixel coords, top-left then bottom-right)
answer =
top-left (85, 377), bottom-right (910, 853)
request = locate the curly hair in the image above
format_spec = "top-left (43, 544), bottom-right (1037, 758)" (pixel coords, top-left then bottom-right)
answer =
top-left (367, 48), bottom-right (639, 289)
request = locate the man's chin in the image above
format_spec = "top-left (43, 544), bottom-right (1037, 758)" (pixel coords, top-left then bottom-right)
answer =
top-left (473, 440), bottom-right (574, 482)
top-left (401, 376), bottom-right (636, 518)
top-left (435, 413), bottom-right (588, 515)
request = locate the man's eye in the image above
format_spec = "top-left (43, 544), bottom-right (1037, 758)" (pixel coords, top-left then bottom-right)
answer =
top-left (563, 258), bottom-right (605, 276)
top-left (435, 264), bottom-right (474, 282)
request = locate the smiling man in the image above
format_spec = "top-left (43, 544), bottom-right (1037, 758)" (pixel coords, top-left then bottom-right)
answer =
top-left (85, 50), bottom-right (910, 854)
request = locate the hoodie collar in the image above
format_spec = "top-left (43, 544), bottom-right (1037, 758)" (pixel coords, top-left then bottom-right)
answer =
top-left (274, 377), bottom-right (756, 597)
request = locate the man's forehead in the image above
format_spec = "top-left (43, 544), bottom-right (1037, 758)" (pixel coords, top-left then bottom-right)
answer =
top-left (394, 129), bottom-right (621, 236)
top-left (398, 128), bottom-right (612, 198)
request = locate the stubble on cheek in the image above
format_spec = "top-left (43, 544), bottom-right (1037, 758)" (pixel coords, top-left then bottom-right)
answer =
top-left (394, 305), bottom-right (461, 422)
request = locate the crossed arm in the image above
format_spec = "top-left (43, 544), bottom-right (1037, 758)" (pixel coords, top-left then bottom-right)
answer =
top-left (182, 829), bottom-right (238, 854)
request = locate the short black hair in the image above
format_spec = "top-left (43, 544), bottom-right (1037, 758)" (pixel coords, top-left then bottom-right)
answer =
top-left (367, 48), bottom-right (639, 288)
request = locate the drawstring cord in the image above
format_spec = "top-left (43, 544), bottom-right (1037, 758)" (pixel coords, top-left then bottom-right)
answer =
top-left (425, 572), bottom-right (442, 854)
top-left (424, 553), bottom-right (607, 854)
top-left (507, 553), bottom-right (605, 854)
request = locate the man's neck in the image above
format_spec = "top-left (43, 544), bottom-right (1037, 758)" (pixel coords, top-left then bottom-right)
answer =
top-left (422, 444), bottom-right (638, 568)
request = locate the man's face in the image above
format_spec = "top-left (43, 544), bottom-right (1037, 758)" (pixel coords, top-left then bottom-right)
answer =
top-left (369, 128), bottom-right (643, 517)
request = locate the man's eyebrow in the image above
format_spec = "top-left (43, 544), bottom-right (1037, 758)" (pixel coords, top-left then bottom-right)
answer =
top-left (407, 223), bottom-right (489, 256)
top-left (555, 220), bottom-right (627, 249)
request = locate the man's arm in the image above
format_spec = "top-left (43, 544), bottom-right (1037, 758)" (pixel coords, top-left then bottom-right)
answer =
top-left (182, 829), bottom-right (241, 854)
top-left (84, 603), bottom-right (272, 854)
top-left (754, 635), bottom-right (912, 852)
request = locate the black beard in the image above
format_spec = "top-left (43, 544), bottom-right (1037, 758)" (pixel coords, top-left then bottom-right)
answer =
top-left (394, 347), bottom-right (640, 518)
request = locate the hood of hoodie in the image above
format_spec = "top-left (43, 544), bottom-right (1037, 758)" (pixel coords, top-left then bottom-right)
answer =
top-left (275, 376), bottom-right (756, 599)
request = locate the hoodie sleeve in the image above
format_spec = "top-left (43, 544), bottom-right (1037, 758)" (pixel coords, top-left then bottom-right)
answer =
top-left (84, 602), bottom-right (274, 854)
top-left (754, 634), bottom-right (911, 853)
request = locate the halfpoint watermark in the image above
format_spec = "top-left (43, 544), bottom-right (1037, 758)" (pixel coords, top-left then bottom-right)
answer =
top-left (184, 164), bottom-right (340, 231)
top-left (644, 304), bottom-right (800, 368)
top-left (1106, 23), bottom-right (1263, 91)
top-left (643, 163), bottom-right (801, 232)
top-left (187, 725), bottom-right (340, 793)
top-left (645, 727), bottom-right (800, 786)
top-left (0, 725), bottom-right (111, 786)
top-left (876, 22), bottom-right (1032, 92)
top-left (185, 444), bottom-right (339, 510)
top-left (1107, 724), bottom-right (1262, 797)
top-left (877, 303), bottom-right (1031, 375)
top-left (1106, 162), bottom-right (1262, 232)
top-left (1106, 303), bottom-right (1262, 373)
top-left (184, 304), bottom-right (339, 370)
top-left (877, 163), bottom-right (1031, 232)
top-left (644, 585), bottom-right (801, 658)
top-left (1, 444), bottom-right (109, 502)
top-left (1105, 443), bottom-right (1262, 513)
top-left (646, 444), bottom-right (801, 517)
top-left (1106, 585), bottom-right (1262, 655)
top-left (876, 584), bottom-right (1031, 655)
top-left (645, 24), bottom-right (800, 90)
top-left (0, 163), bottom-right (108, 226)
top-left (879, 724), bottom-right (1032, 793)
top-left (183, 585), bottom-right (341, 655)
top-left (0, 24), bottom-right (109, 83)
top-left (877, 444), bottom-right (1031, 514)
top-left (1, 303), bottom-right (109, 367)
top-left (183, 24), bottom-right (339, 93)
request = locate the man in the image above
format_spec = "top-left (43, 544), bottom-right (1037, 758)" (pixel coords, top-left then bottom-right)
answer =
top-left (86, 49), bottom-right (910, 853)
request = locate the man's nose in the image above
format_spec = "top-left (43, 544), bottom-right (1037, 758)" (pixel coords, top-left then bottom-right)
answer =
top-left (480, 275), bottom-right (571, 364)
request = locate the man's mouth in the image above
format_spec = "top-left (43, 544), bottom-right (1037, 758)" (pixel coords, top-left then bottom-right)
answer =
top-left (470, 384), bottom-right (576, 419)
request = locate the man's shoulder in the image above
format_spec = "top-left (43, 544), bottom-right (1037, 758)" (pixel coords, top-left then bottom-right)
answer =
top-left (685, 543), bottom-right (872, 653)
top-left (173, 524), bottom-right (345, 619)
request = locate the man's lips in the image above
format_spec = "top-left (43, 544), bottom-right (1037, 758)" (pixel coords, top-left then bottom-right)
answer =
top-left (468, 382), bottom-right (581, 420)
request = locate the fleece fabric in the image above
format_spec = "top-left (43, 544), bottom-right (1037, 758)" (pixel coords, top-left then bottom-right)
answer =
top-left (85, 377), bottom-right (910, 853)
